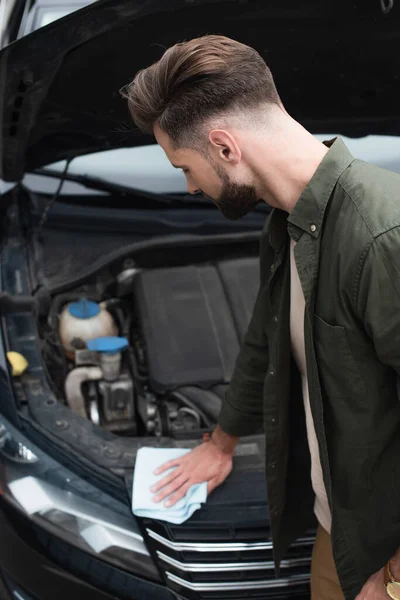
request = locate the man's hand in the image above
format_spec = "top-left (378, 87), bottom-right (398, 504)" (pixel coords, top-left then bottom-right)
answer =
top-left (151, 426), bottom-right (237, 507)
top-left (355, 567), bottom-right (387, 599)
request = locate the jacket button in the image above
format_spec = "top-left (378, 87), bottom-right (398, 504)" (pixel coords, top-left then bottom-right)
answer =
top-left (310, 224), bottom-right (317, 233)
top-left (270, 264), bottom-right (276, 273)
top-left (269, 369), bottom-right (275, 376)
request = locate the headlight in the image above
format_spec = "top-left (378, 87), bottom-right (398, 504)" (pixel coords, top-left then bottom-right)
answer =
top-left (0, 421), bottom-right (38, 463)
top-left (0, 416), bottom-right (160, 581)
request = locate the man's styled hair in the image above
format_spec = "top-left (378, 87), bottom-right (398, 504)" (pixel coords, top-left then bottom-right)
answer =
top-left (121, 35), bottom-right (282, 149)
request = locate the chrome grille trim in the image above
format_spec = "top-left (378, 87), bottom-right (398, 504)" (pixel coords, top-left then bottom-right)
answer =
top-left (166, 572), bottom-right (311, 592)
top-left (157, 551), bottom-right (311, 572)
top-left (146, 528), bottom-right (314, 552)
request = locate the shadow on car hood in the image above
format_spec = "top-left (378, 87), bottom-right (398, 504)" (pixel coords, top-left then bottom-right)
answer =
top-left (0, 0), bottom-right (399, 182)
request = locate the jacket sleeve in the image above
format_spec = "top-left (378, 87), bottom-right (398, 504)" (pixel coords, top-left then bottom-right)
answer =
top-left (355, 227), bottom-right (400, 374)
top-left (217, 227), bottom-right (271, 437)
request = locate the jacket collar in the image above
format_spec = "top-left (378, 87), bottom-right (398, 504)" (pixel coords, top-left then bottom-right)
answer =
top-left (288, 136), bottom-right (354, 238)
top-left (268, 137), bottom-right (355, 250)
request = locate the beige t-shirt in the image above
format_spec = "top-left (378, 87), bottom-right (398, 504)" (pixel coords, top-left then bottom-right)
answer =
top-left (289, 239), bottom-right (332, 534)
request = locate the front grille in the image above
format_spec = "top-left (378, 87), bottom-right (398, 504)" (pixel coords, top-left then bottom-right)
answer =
top-left (144, 522), bottom-right (314, 600)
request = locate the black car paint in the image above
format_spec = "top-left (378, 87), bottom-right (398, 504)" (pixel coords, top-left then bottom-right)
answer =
top-left (1, 0), bottom-right (400, 180)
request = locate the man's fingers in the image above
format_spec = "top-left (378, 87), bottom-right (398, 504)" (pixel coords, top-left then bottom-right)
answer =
top-left (152, 474), bottom-right (189, 503)
top-left (163, 481), bottom-right (192, 507)
top-left (150, 467), bottom-right (183, 493)
top-left (161, 471), bottom-right (224, 507)
top-left (153, 458), bottom-right (181, 476)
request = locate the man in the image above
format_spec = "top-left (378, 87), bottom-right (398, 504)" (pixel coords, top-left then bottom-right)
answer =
top-left (122, 35), bottom-right (400, 600)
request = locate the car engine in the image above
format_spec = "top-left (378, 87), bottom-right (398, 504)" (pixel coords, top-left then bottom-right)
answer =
top-left (42, 257), bottom-right (260, 438)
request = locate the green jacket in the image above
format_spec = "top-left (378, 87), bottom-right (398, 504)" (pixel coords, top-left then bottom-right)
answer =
top-left (218, 137), bottom-right (400, 600)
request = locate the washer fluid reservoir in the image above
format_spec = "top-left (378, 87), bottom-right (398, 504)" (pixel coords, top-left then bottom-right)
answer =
top-left (59, 299), bottom-right (117, 357)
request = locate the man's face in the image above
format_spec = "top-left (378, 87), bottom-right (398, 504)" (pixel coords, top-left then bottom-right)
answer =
top-left (154, 124), bottom-right (260, 220)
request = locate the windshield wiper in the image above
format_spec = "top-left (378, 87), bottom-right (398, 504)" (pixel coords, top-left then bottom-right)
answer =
top-left (29, 168), bottom-right (199, 205)
top-left (29, 168), bottom-right (270, 214)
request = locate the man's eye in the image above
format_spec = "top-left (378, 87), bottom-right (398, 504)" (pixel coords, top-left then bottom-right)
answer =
top-left (182, 169), bottom-right (189, 174)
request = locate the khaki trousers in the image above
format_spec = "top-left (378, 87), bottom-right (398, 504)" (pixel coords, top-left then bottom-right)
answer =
top-left (311, 525), bottom-right (345, 600)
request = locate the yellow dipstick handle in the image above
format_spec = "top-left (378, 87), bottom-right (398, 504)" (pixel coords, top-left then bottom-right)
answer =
top-left (7, 352), bottom-right (29, 377)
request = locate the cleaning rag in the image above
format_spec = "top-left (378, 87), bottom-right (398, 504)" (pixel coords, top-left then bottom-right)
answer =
top-left (132, 447), bottom-right (207, 524)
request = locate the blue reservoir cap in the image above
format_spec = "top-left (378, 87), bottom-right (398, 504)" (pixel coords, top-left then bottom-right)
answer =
top-left (87, 336), bottom-right (129, 355)
top-left (69, 300), bottom-right (100, 319)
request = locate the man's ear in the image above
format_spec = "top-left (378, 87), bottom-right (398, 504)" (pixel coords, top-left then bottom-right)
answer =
top-left (208, 129), bottom-right (241, 166)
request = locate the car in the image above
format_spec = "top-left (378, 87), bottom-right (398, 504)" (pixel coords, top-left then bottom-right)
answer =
top-left (0, 1), bottom-right (399, 599)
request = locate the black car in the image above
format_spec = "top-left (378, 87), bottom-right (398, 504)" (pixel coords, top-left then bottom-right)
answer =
top-left (0, 1), bottom-right (399, 599)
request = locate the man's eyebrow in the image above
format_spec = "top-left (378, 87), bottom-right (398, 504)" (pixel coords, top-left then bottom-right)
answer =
top-left (171, 163), bottom-right (187, 169)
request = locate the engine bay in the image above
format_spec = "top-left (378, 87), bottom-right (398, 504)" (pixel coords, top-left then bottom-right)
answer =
top-left (39, 242), bottom-right (260, 439)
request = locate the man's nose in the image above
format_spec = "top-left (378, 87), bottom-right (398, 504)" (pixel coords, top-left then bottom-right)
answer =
top-left (188, 184), bottom-right (201, 195)
top-left (185, 174), bottom-right (200, 195)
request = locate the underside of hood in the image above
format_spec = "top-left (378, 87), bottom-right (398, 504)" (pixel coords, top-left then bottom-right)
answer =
top-left (0, 0), bottom-right (399, 181)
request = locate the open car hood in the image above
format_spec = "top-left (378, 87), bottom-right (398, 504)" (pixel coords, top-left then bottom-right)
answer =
top-left (0, 0), bottom-right (399, 181)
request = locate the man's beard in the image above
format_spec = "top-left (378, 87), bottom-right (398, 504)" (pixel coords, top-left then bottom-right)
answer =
top-left (206, 162), bottom-right (260, 220)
